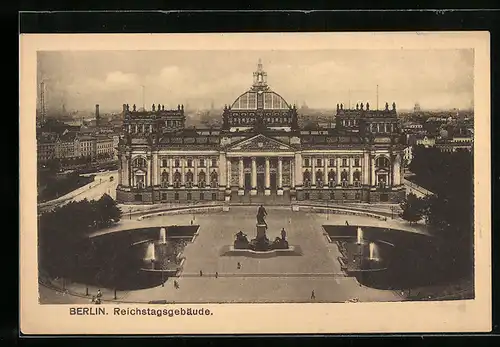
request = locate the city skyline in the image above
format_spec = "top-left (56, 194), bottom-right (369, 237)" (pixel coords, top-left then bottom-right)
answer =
top-left (38, 49), bottom-right (474, 113)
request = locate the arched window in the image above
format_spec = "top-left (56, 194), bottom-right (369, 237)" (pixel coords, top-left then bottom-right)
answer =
top-left (353, 170), bottom-right (361, 187)
top-left (376, 156), bottom-right (390, 168)
top-left (133, 157), bottom-right (146, 168)
top-left (161, 171), bottom-right (169, 188)
top-left (185, 170), bottom-right (194, 188)
top-left (173, 171), bottom-right (181, 188)
top-left (328, 170), bottom-right (336, 188)
top-left (316, 169), bottom-right (323, 187)
top-left (303, 170), bottom-right (311, 187)
top-left (341, 170), bottom-right (348, 181)
top-left (210, 170), bottom-right (218, 188)
top-left (198, 171), bottom-right (206, 188)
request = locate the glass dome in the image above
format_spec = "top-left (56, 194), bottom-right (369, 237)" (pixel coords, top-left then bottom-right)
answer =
top-left (231, 90), bottom-right (289, 110)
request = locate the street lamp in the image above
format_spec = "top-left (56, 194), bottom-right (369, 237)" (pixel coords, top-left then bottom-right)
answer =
top-left (129, 207), bottom-right (132, 220)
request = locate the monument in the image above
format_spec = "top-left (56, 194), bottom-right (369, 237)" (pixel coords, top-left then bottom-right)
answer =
top-left (233, 205), bottom-right (289, 251)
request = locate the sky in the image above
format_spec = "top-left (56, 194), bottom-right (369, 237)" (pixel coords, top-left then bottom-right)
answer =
top-left (37, 49), bottom-right (474, 113)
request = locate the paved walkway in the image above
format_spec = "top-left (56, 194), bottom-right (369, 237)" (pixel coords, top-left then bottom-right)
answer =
top-left (41, 207), bottom-right (424, 304)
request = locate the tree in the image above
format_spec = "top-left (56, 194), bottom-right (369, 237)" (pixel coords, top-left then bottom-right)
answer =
top-left (399, 193), bottom-right (424, 225)
top-left (93, 193), bottom-right (122, 228)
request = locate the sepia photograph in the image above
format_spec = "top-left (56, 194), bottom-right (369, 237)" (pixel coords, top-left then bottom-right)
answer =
top-left (20, 32), bottom-right (491, 334)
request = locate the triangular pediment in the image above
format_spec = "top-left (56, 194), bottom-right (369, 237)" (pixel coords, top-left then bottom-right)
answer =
top-left (227, 134), bottom-right (294, 152)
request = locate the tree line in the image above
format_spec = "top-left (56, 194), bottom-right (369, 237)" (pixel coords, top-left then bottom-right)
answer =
top-left (38, 194), bottom-right (122, 277)
top-left (400, 146), bottom-right (474, 275)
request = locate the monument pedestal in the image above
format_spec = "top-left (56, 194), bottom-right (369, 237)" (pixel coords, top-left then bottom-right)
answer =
top-left (256, 224), bottom-right (267, 240)
top-left (250, 189), bottom-right (257, 196)
top-left (264, 189), bottom-right (271, 196)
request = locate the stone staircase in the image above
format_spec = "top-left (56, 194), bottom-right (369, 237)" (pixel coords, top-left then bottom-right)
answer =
top-left (230, 190), bottom-right (291, 205)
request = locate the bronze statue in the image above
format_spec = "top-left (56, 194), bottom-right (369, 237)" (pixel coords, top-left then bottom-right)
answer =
top-left (256, 205), bottom-right (267, 226)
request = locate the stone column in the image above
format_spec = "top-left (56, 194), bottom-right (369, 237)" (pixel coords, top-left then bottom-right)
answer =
top-left (168, 157), bottom-right (173, 186)
top-left (219, 153), bottom-right (226, 189)
top-left (363, 152), bottom-right (370, 185)
top-left (226, 159), bottom-right (232, 189)
top-left (181, 158), bottom-right (186, 186)
top-left (371, 155), bottom-right (376, 186)
top-left (238, 157), bottom-right (244, 195)
top-left (152, 152), bottom-right (158, 186)
top-left (277, 157), bottom-right (283, 195)
top-left (394, 154), bottom-right (401, 186)
top-left (147, 155), bottom-right (152, 187)
top-left (336, 157), bottom-right (341, 186)
top-left (348, 157), bottom-right (353, 185)
top-left (251, 157), bottom-right (257, 195)
top-left (264, 157), bottom-right (271, 195)
top-left (311, 157), bottom-right (316, 187)
top-left (294, 153), bottom-right (302, 187)
top-left (323, 158), bottom-right (328, 188)
top-left (127, 154), bottom-right (132, 187)
top-left (290, 159), bottom-right (295, 189)
top-left (194, 158), bottom-right (198, 186)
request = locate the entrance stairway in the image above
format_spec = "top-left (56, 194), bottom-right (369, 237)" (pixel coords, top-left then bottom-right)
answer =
top-left (230, 190), bottom-right (291, 206)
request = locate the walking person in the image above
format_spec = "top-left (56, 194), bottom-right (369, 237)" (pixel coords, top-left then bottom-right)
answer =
top-left (200, 270), bottom-right (203, 277)
top-left (96, 289), bottom-right (102, 299)
top-left (215, 272), bottom-right (218, 279)
top-left (311, 290), bottom-right (316, 300)
top-left (345, 220), bottom-right (349, 226)
top-left (237, 262), bottom-right (241, 270)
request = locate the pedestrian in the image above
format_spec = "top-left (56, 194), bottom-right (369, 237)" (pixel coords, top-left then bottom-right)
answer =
top-left (311, 290), bottom-right (316, 300)
top-left (345, 220), bottom-right (349, 226)
top-left (237, 262), bottom-right (241, 270)
top-left (96, 289), bottom-right (102, 298)
top-left (200, 270), bottom-right (203, 277)
top-left (174, 280), bottom-right (179, 289)
top-left (95, 298), bottom-right (101, 305)
top-left (90, 296), bottom-right (96, 304)
top-left (215, 272), bottom-right (218, 279)
top-left (191, 220), bottom-right (193, 225)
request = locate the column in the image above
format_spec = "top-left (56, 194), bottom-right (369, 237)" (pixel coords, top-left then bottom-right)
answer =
top-left (294, 153), bottom-right (302, 187)
top-left (127, 155), bottom-right (132, 187)
top-left (264, 157), bottom-right (271, 195)
top-left (394, 154), bottom-right (401, 186)
top-left (323, 158), bottom-right (328, 188)
top-left (181, 158), bottom-right (186, 186)
top-left (371, 155), bottom-right (376, 186)
top-left (348, 157), bottom-right (353, 185)
top-left (147, 155), bottom-right (152, 187)
top-left (277, 157), bottom-right (283, 195)
top-left (226, 159), bottom-right (232, 189)
top-left (251, 157), bottom-right (257, 195)
top-left (290, 159), bottom-right (295, 189)
top-left (311, 157), bottom-right (316, 187)
top-left (238, 157), bottom-right (244, 195)
top-left (363, 152), bottom-right (370, 185)
top-left (193, 158), bottom-right (198, 186)
top-left (336, 157), bottom-right (341, 186)
top-left (218, 153), bottom-right (227, 189)
top-left (152, 152), bottom-right (158, 186)
top-left (168, 157), bottom-right (173, 186)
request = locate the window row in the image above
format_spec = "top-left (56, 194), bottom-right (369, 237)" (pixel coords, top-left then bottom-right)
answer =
top-left (303, 158), bottom-right (362, 167)
top-left (160, 158), bottom-right (218, 168)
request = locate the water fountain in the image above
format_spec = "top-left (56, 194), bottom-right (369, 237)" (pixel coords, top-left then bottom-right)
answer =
top-left (159, 227), bottom-right (167, 245)
top-left (144, 242), bottom-right (156, 262)
top-left (369, 242), bottom-right (378, 261)
top-left (356, 227), bottom-right (364, 245)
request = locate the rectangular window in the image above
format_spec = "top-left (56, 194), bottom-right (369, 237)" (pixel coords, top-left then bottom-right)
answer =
top-left (342, 159), bottom-right (347, 167)
top-left (187, 193), bottom-right (192, 201)
top-left (200, 193), bottom-right (204, 201)
top-left (161, 193), bottom-right (167, 201)
top-left (162, 159), bottom-right (167, 167)
top-left (212, 193), bottom-right (217, 201)
top-left (134, 194), bottom-right (142, 202)
top-left (355, 192), bottom-right (361, 200)
top-left (211, 158), bottom-right (217, 167)
top-left (316, 159), bottom-right (322, 167)
top-left (304, 192), bottom-right (310, 200)
top-left (187, 159), bottom-right (193, 168)
top-left (174, 193), bottom-right (179, 201)
top-left (329, 159), bottom-right (335, 167)
top-left (200, 159), bottom-right (205, 167)
top-left (175, 159), bottom-right (180, 167)
top-left (354, 158), bottom-right (360, 167)
top-left (304, 159), bottom-right (310, 167)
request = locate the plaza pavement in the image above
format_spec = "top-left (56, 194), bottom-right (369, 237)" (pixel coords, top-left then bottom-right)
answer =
top-left (91, 207), bottom-right (415, 303)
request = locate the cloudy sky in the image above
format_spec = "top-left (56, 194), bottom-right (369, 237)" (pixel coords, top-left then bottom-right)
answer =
top-left (37, 49), bottom-right (474, 113)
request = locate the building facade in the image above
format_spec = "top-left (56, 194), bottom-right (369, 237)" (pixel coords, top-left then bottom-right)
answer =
top-left (116, 61), bottom-right (406, 204)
